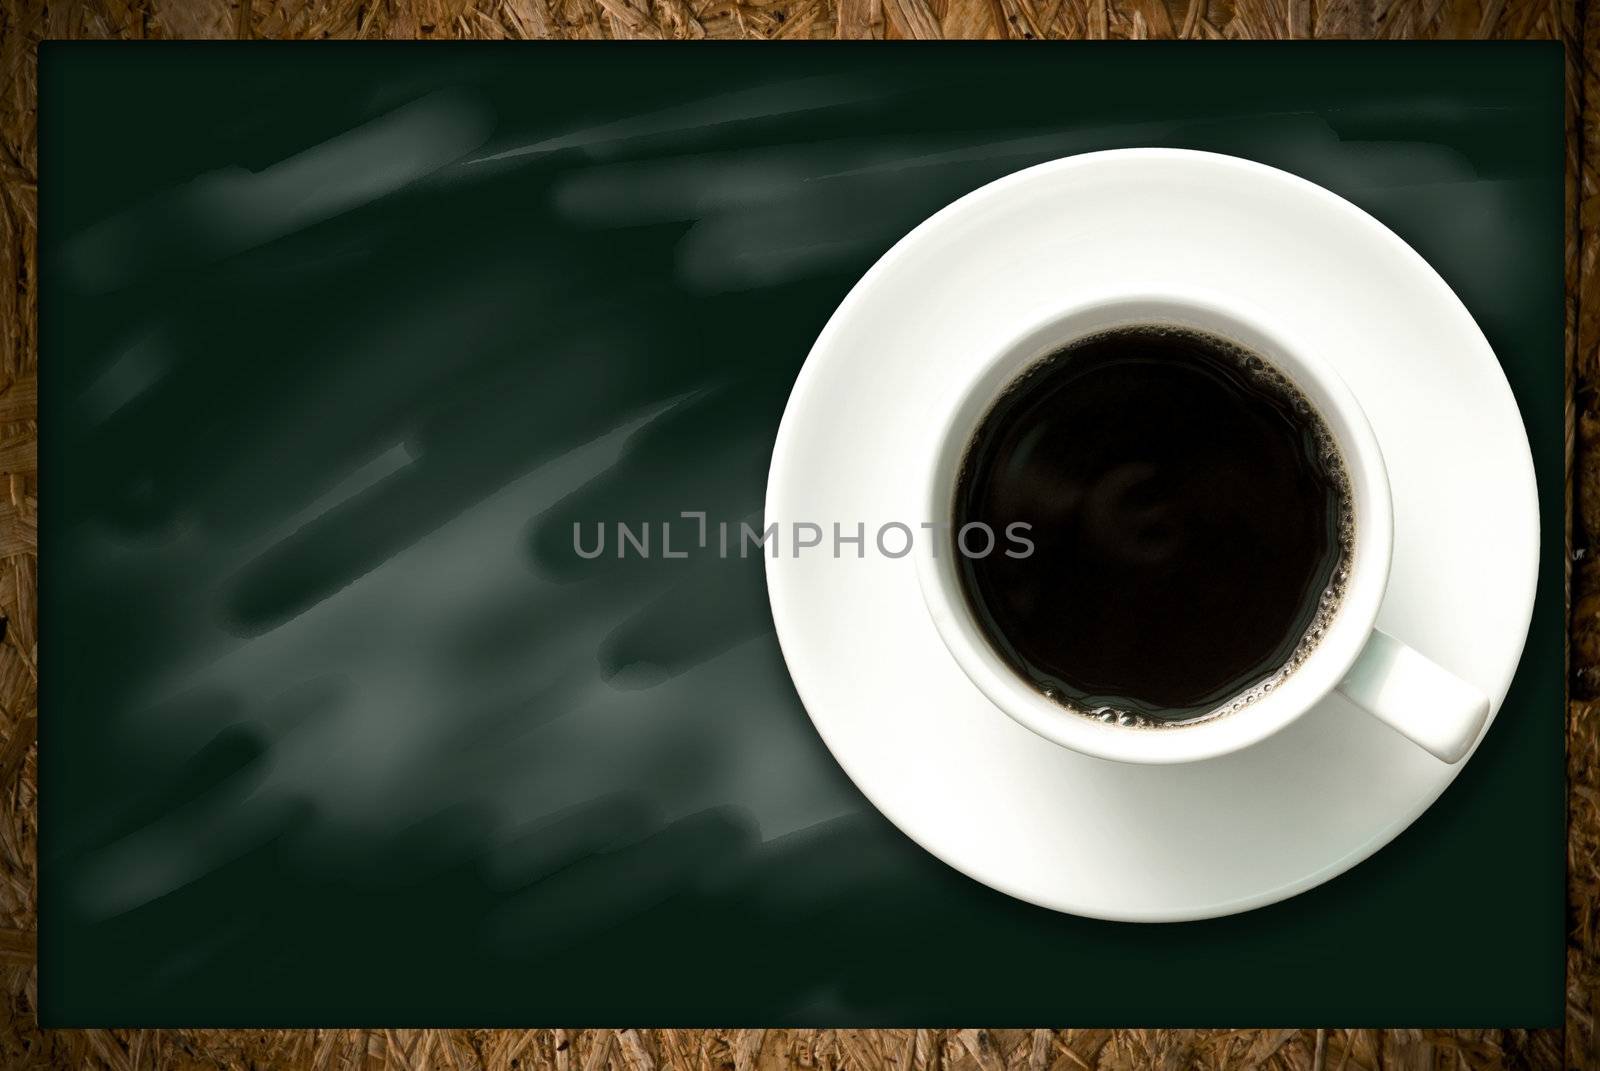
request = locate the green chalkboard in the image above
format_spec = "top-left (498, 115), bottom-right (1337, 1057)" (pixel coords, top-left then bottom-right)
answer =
top-left (40, 42), bottom-right (1564, 1026)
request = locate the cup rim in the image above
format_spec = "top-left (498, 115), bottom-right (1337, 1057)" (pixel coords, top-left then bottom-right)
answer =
top-left (912, 287), bottom-right (1396, 765)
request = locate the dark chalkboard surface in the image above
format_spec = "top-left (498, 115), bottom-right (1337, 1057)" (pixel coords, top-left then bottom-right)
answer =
top-left (41, 42), bottom-right (1564, 1026)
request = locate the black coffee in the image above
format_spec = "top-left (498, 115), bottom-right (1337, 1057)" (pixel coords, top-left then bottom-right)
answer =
top-left (953, 324), bottom-right (1352, 726)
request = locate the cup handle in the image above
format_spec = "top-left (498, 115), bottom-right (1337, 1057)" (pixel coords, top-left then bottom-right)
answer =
top-left (1334, 629), bottom-right (1490, 763)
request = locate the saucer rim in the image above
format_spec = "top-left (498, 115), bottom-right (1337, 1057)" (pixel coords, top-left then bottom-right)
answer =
top-left (763, 147), bottom-right (1541, 922)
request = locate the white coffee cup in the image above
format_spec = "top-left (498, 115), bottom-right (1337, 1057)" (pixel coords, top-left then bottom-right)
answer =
top-left (913, 288), bottom-right (1490, 766)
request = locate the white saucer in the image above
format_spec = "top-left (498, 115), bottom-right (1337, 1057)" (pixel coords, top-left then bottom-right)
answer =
top-left (763, 149), bottom-right (1539, 922)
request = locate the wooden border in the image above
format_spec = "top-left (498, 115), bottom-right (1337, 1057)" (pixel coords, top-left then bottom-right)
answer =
top-left (0, 4), bottom-right (1586, 1067)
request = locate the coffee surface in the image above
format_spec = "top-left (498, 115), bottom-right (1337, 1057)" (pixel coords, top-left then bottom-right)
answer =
top-left (953, 325), bottom-right (1351, 725)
